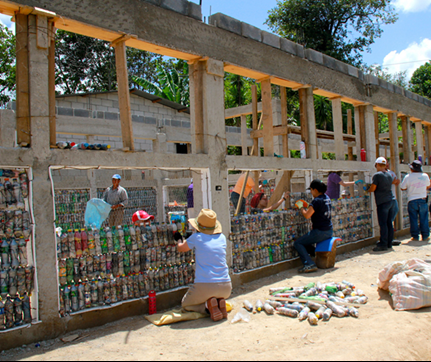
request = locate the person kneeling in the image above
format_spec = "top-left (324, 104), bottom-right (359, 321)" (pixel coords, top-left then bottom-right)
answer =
top-left (294, 180), bottom-right (333, 274)
top-left (177, 209), bottom-right (232, 322)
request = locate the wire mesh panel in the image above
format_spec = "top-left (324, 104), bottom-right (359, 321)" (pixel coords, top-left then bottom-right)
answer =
top-left (55, 189), bottom-right (90, 231)
top-left (164, 186), bottom-right (188, 223)
top-left (97, 187), bottom-right (157, 227)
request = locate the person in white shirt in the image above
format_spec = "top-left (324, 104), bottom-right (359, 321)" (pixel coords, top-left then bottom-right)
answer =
top-left (400, 160), bottom-right (431, 241)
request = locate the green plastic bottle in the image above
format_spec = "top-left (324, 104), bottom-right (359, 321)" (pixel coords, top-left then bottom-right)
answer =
top-left (325, 285), bottom-right (338, 294)
top-left (124, 225), bottom-right (131, 251)
top-left (112, 226), bottom-right (120, 252)
top-left (100, 228), bottom-right (108, 254)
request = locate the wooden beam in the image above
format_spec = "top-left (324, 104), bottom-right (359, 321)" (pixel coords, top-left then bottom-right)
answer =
top-left (114, 40), bottom-right (135, 151)
top-left (299, 88), bottom-right (309, 157)
top-left (427, 126), bottom-right (431, 165)
top-left (347, 109), bottom-right (354, 196)
top-left (16, 13), bottom-right (30, 147)
top-left (250, 125), bottom-right (288, 139)
top-left (261, 79), bottom-right (274, 157)
top-left (388, 112), bottom-right (402, 229)
top-left (280, 86), bottom-right (289, 158)
top-left (358, 106), bottom-right (366, 152)
top-left (268, 171), bottom-right (294, 207)
top-left (251, 85), bottom-right (259, 158)
top-left (48, 21), bottom-right (56, 147)
top-left (414, 121), bottom-right (424, 160)
top-left (332, 97), bottom-right (344, 160)
top-left (241, 114), bottom-right (248, 156)
top-left (401, 116), bottom-right (410, 164)
top-left (225, 102), bottom-right (262, 119)
top-left (190, 61), bottom-right (204, 154)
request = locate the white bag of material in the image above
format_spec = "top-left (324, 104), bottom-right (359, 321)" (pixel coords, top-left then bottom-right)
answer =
top-left (377, 258), bottom-right (430, 291)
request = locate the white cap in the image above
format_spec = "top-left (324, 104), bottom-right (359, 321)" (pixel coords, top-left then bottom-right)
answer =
top-left (375, 157), bottom-right (387, 165)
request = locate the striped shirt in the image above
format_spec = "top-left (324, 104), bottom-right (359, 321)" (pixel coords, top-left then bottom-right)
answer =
top-left (103, 185), bottom-right (128, 207)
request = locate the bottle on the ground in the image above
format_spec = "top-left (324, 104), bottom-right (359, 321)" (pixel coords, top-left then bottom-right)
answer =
top-left (322, 308), bottom-right (333, 321)
top-left (308, 312), bottom-right (318, 325)
top-left (298, 307), bottom-right (310, 321)
top-left (263, 303), bottom-right (275, 315)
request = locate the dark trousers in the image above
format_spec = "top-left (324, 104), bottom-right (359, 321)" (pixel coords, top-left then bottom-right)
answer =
top-left (377, 200), bottom-right (397, 248)
top-left (408, 199), bottom-right (430, 239)
top-left (294, 229), bottom-right (333, 267)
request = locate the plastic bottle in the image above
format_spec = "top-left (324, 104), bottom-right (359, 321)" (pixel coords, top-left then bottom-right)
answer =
top-left (90, 280), bottom-right (98, 307)
top-left (121, 277), bottom-right (128, 300)
top-left (60, 233), bottom-right (69, 260)
top-left (322, 308), bottom-right (333, 321)
top-left (118, 252), bottom-right (124, 276)
top-left (326, 301), bottom-right (348, 318)
top-left (9, 238), bottom-right (19, 268)
top-left (17, 267), bottom-right (26, 296)
top-left (64, 285), bottom-right (71, 314)
top-left (135, 226), bottom-right (142, 249)
top-left (308, 312), bottom-right (318, 325)
top-left (8, 268), bottom-right (17, 296)
top-left (263, 303), bottom-right (275, 315)
top-left (124, 225), bottom-right (131, 251)
top-left (94, 228), bottom-right (102, 255)
top-left (0, 298), bottom-right (5, 330)
top-left (278, 307), bottom-right (299, 318)
top-left (118, 226), bottom-right (126, 251)
top-left (5, 296), bottom-right (14, 329)
top-left (1, 239), bottom-right (10, 269)
top-left (100, 228), bottom-right (108, 254)
top-left (298, 307), bottom-right (310, 321)
top-left (348, 307), bottom-right (359, 318)
top-left (97, 278), bottom-right (104, 305)
top-left (74, 229), bottom-right (82, 257)
top-left (360, 148), bottom-right (367, 162)
top-left (84, 282), bottom-right (91, 309)
top-left (110, 277), bottom-right (117, 304)
top-left (231, 308), bottom-right (252, 323)
top-left (112, 227), bottom-right (120, 252)
top-left (306, 301), bottom-right (321, 311)
top-left (81, 229), bottom-right (88, 256)
top-left (68, 230), bottom-right (76, 258)
top-left (78, 283), bottom-right (85, 310)
top-left (70, 283), bottom-right (79, 312)
top-left (87, 228), bottom-right (95, 255)
top-left (266, 300), bottom-right (283, 309)
top-left (315, 306), bottom-right (326, 319)
top-left (124, 252), bottom-right (131, 276)
top-left (129, 225), bottom-right (138, 251)
top-left (284, 303), bottom-right (304, 312)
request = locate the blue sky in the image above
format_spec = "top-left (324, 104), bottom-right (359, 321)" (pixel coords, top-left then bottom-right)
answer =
top-left (1, 0), bottom-right (430, 79)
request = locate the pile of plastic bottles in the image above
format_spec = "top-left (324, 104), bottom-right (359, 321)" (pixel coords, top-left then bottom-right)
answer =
top-left (0, 169), bottom-right (35, 330)
top-left (331, 197), bottom-right (373, 244)
top-left (232, 280), bottom-right (367, 325)
top-left (230, 210), bottom-right (311, 273)
top-left (55, 190), bottom-right (90, 231)
top-left (56, 142), bottom-right (111, 150)
top-left (57, 223), bottom-right (195, 316)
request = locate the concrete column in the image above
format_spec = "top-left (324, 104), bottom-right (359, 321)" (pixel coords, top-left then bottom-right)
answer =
top-left (331, 97), bottom-right (344, 160)
top-left (0, 110), bottom-right (16, 147)
top-left (415, 121), bottom-right (424, 161)
top-left (28, 15), bottom-right (50, 158)
top-left (364, 105), bottom-right (377, 162)
top-left (189, 60), bottom-right (205, 154)
top-left (388, 112), bottom-right (402, 229)
top-left (299, 87), bottom-right (318, 160)
top-left (153, 133), bottom-right (168, 153)
top-left (354, 106), bottom-right (362, 158)
top-left (272, 98), bottom-right (283, 156)
top-left (426, 126), bottom-right (431, 165)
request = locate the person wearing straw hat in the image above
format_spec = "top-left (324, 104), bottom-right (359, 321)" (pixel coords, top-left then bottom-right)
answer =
top-left (400, 160), bottom-right (431, 242)
top-left (177, 209), bottom-right (231, 322)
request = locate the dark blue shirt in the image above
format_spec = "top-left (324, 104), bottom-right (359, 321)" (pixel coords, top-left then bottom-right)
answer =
top-left (310, 194), bottom-right (333, 231)
top-left (187, 184), bottom-right (194, 208)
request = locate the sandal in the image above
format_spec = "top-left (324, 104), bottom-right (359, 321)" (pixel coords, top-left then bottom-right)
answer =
top-left (206, 298), bottom-right (223, 322)
top-left (298, 264), bottom-right (318, 274)
top-left (218, 298), bottom-right (228, 319)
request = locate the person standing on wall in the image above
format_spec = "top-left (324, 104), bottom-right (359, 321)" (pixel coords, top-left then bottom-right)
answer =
top-left (326, 171), bottom-right (358, 200)
top-left (400, 160), bottom-right (431, 242)
top-left (103, 174), bottom-right (129, 227)
top-left (230, 172), bottom-right (256, 214)
top-left (367, 158), bottom-right (400, 252)
top-left (386, 160), bottom-right (401, 246)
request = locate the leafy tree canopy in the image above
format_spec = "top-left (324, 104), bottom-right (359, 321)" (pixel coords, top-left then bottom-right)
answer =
top-left (410, 62), bottom-right (431, 99)
top-left (0, 24), bottom-right (15, 105)
top-left (266, 0), bottom-right (398, 66)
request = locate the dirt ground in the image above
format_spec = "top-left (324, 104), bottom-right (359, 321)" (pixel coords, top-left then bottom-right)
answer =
top-left (2, 235), bottom-right (431, 361)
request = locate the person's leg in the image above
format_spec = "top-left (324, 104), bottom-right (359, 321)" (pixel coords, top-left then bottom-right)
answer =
top-left (231, 192), bottom-right (239, 211)
top-left (391, 200), bottom-right (402, 246)
top-left (408, 201), bottom-right (420, 239)
top-left (182, 282), bottom-right (232, 314)
top-left (239, 198), bottom-right (246, 214)
top-left (387, 201), bottom-right (396, 248)
top-left (418, 200), bottom-right (430, 240)
top-left (376, 202), bottom-right (391, 249)
top-left (294, 229), bottom-right (332, 267)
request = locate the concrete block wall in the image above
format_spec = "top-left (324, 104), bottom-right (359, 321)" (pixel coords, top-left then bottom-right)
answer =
top-left (141, 0), bottom-right (202, 21)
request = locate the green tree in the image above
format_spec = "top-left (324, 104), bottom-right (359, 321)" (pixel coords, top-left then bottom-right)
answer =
top-left (410, 62), bottom-right (431, 99)
top-left (363, 64), bottom-right (409, 89)
top-left (266, 0), bottom-right (398, 66)
top-left (0, 23), bottom-right (16, 105)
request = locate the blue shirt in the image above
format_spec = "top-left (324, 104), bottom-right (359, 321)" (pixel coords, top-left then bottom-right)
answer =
top-left (186, 233), bottom-right (231, 284)
top-left (310, 194), bottom-right (333, 231)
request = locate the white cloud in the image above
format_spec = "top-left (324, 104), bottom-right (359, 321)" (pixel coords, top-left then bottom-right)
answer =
top-left (393, 0), bottom-right (431, 12)
top-left (0, 14), bottom-right (15, 33)
top-left (383, 38), bottom-right (431, 79)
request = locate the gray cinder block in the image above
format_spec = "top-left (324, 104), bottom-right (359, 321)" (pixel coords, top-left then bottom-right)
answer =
top-left (280, 38), bottom-right (297, 55)
top-left (261, 31), bottom-right (281, 49)
top-left (241, 22), bottom-right (262, 42)
top-left (209, 13), bottom-right (242, 35)
top-left (305, 48), bottom-right (323, 64)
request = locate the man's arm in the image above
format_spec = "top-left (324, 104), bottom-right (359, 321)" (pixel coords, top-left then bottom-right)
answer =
top-left (339, 181), bottom-right (355, 187)
top-left (368, 184), bottom-right (377, 193)
top-left (119, 189), bottom-right (128, 207)
top-left (264, 192), bottom-right (289, 212)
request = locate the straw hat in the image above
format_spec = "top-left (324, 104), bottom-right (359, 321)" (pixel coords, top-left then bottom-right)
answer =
top-left (189, 209), bottom-right (222, 235)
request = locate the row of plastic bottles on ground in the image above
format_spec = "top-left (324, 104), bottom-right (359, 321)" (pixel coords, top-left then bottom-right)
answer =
top-left (0, 266), bottom-right (35, 301)
top-left (0, 293), bottom-right (32, 330)
top-left (0, 210), bottom-right (31, 239)
top-left (58, 249), bottom-right (194, 285)
top-left (56, 142), bottom-right (111, 150)
top-left (232, 280), bottom-right (367, 324)
top-left (60, 266), bottom-right (195, 316)
top-left (331, 197), bottom-right (371, 215)
top-left (57, 222), bottom-right (184, 260)
top-left (0, 172), bottom-right (29, 210)
top-left (232, 243), bottom-right (299, 273)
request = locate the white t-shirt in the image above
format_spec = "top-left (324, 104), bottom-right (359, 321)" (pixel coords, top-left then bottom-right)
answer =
top-left (400, 172), bottom-right (430, 202)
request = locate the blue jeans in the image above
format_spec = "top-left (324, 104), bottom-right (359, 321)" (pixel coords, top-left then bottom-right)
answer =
top-left (391, 200), bottom-right (399, 223)
top-left (408, 199), bottom-right (430, 239)
top-left (231, 191), bottom-right (246, 214)
top-left (294, 229), bottom-right (333, 267)
top-left (377, 200), bottom-right (398, 248)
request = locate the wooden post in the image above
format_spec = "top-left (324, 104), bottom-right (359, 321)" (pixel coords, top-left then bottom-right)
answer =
top-left (347, 109), bottom-right (354, 196)
top-left (189, 60), bottom-right (205, 154)
top-left (114, 40), bottom-right (135, 151)
top-left (280, 86), bottom-right (289, 158)
top-left (48, 21), bottom-right (56, 147)
top-left (299, 87), bottom-right (317, 159)
top-left (401, 116), bottom-right (411, 164)
top-left (251, 85), bottom-right (260, 192)
top-left (427, 126), bottom-right (431, 165)
top-left (374, 112), bottom-right (380, 158)
top-left (415, 121), bottom-right (424, 161)
top-left (16, 13), bottom-right (31, 147)
top-left (331, 97), bottom-right (344, 160)
top-left (424, 129), bottom-right (429, 165)
top-left (388, 112), bottom-right (402, 230)
top-left (241, 114), bottom-right (247, 156)
top-left (261, 79), bottom-right (274, 157)
top-left (354, 106), bottom-right (362, 160)
top-left (358, 106), bottom-right (366, 153)
top-left (364, 105), bottom-right (377, 162)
